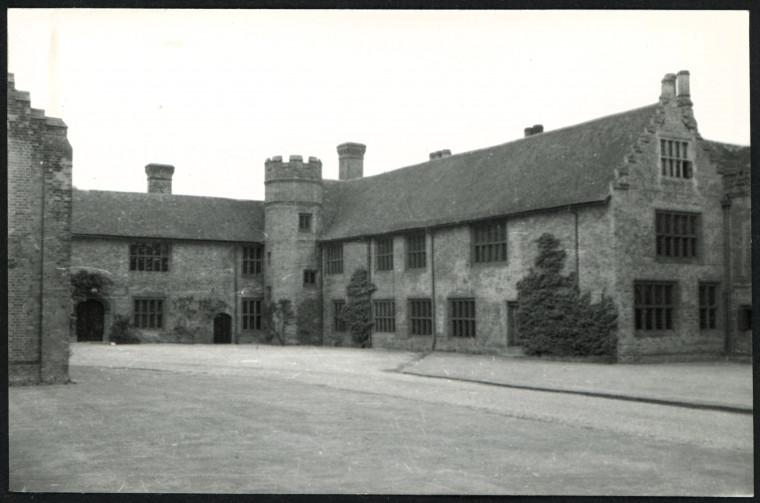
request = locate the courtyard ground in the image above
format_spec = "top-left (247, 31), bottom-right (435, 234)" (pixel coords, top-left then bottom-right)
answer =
top-left (8, 344), bottom-right (754, 495)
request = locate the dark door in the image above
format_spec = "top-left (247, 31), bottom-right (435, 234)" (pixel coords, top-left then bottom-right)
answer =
top-left (76, 299), bottom-right (105, 342)
top-left (213, 313), bottom-right (232, 344)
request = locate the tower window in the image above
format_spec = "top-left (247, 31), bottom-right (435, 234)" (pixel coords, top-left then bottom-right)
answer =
top-left (299, 213), bottom-right (312, 231)
top-left (303, 269), bottom-right (317, 286)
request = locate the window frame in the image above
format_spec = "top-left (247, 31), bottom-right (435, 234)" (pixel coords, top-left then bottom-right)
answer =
top-left (133, 298), bottom-right (164, 329)
top-left (333, 300), bottom-right (346, 333)
top-left (406, 232), bottom-right (426, 270)
top-left (659, 138), bottom-right (693, 179)
top-left (241, 298), bottom-right (263, 331)
top-left (303, 269), bottom-right (317, 286)
top-left (408, 298), bottom-right (432, 336)
top-left (655, 210), bottom-right (700, 261)
top-left (698, 282), bottom-right (719, 330)
top-left (449, 298), bottom-right (476, 338)
top-left (373, 299), bottom-right (396, 333)
top-left (634, 281), bottom-right (677, 334)
top-left (298, 213), bottom-right (313, 232)
top-left (325, 243), bottom-right (344, 275)
top-left (129, 241), bottom-right (170, 272)
top-left (471, 220), bottom-right (507, 264)
top-left (242, 245), bottom-right (263, 276)
top-left (376, 237), bottom-right (394, 271)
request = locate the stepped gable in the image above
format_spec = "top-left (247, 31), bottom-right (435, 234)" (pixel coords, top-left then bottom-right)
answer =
top-left (321, 104), bottom-right (660, 241)
top-left (72, 189), bottom-right (265, 242)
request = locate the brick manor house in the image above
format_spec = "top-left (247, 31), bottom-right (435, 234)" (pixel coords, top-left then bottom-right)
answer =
top-left (10, 71), bottom-right (752, 379)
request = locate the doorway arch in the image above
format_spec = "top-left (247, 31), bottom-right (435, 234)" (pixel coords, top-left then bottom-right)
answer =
top-left (213, 313), bottom-right (232, 344)
top-left (76, 299), bottom-right (105, 342)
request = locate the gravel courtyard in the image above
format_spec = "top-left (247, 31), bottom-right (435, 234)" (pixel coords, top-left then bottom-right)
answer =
top-left (9, 344), bottom-right (753, 495)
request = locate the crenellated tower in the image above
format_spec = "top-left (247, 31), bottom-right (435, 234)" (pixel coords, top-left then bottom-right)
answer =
top-left (264, 154), bottom-right (324, 344)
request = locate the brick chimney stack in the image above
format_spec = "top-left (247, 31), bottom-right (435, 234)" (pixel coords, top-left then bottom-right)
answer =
top-left (676, 70), bottom-right (692, 106)
top-left (660, 73), bottom-right (677, 102)
top-left (145, 163), bottom-right (175, 194)
top-left (337, 143), bottom-right (366, 180)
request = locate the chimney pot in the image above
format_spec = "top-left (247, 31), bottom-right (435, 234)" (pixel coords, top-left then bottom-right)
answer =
top-left (337, 142), bottom-right (366, 180)
top-left (145, 163), bottom-right (175, 194)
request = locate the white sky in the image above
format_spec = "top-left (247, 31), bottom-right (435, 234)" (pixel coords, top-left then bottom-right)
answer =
top-left (8, 9), bottom-right (750, 201)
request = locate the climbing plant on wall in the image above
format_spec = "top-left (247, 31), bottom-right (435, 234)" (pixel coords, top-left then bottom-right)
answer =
top-left (70, 269), bottom-right (112, 304)
top-left (172, 296), bottom-right (229, 342)
top-left (343, 267), bottom-right (376, 348)
top-left (516, 233), bottom-right (618, 360)
top-left (264, 298), bottom-right (295, 345)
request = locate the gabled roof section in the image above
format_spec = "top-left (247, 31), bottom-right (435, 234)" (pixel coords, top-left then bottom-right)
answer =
top-left (72, 189), bottom-right (265, 242)
top-left (321, 104), bottom-right (660, 241)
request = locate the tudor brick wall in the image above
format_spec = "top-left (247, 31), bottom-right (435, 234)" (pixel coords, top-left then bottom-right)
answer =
top-left (71, 236), bottom-right (263, 343)
top-left (8, 74), bottom-right (72, 384)
top-left (321, 204), bottom-right (614, 353)
top-left (611, 100), bottom-right (726, 362)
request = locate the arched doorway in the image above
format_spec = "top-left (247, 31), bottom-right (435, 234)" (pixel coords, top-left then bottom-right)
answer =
top-left (76, 299), bottom-right (105, 342)
top-left (213, 313), bottom-right (232, 344)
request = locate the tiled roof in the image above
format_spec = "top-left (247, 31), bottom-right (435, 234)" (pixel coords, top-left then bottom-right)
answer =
top-left (72, 189), bottom-right (265, 242)
top-left (704, 140), bottom-right (751, 174)
top-left (321, 104), bottom-right (660, 241)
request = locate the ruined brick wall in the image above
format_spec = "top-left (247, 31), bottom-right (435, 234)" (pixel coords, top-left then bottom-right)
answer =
top-left (71, 236), bottom-right (263, 343)
top-left (610, 73), bottom-right (726, 362)
top-left (8, 74), bottom-right (72, 384)
top-left (264, 156), bottom-right (323, 344)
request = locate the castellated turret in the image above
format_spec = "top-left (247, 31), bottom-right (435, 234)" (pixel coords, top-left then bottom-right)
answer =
top-left (264, 155), bottom-right (324, 344)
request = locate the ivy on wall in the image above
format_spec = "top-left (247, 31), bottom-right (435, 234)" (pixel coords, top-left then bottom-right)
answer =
top-left (172, 296), bottom-right (229, 342)
top-left (264, 299), bottom-right (295, 345)
top-left (516, 233), bottom-right (618, 360)
top-left (70, 270), bottom-right (112, 304)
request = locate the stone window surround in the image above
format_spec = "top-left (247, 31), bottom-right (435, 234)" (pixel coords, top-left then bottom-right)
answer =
top-left (659, 137), bottom-right (693, 179)
top-left (634, 281), bottom-right (677, 334)
top-left (298, 213), bottom-right (312, 232)
top-left (655, 210), bottom-right (700, 261)
top-left (471, 220), bottom-right (507, 264)
top-left (325, 243), bottom-right (343, 275)
top-left (241, 298), bottom-right (263, 331)
top-left (449, 298), bottom-right (476, 338)
top-left (242, 245), bottom-right (263, 276)
top-left (698, 282), bottom-right (719, 330)
top-left (129, 241), bottom-right (170, 272)
top-left (373, 299), bottom-right (396, 333)
top-left (406, 232), bottom-right (426, 270)
top-left (303, 269), bottom-right (317, 286)
top-left (408, 298), bottom-right (432, 336)
top-left (133, 297), bottom-right (164, 329)
top-left (375, 237), bottom-right (394, 271)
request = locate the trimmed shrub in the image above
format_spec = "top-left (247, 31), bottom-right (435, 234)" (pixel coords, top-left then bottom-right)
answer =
top-left (109, 315), bottom-right (141, 345)
top-left (516, 233), bottom-right (617, 359)
top-left (343, 267), bottom-right (376, 348)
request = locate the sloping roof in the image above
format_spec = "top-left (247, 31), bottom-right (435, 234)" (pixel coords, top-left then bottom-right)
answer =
top-left (321, 104), bottom-right (659, 241)
top-left (72, 189), bottom-right (265, 242)
top-left (704, 140), bottom-right (751, 174)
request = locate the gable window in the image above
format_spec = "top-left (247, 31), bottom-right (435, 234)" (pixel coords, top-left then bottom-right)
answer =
top-left (656, 211), bottom-right (698, 259)
top-left (472, 221), bottom-right (507, 263)
top-left (699, 283), bottom-right (718, 330)
top-left (325, 243), bottom-right (343, 275)
top-left (660, 139), bottom-right (692, 178)
top-left (373, 299), bottom-right (396, 332)
top-left (409, 299), bottom-right (432, 335)
top-left (133, 298), bottom-right (163, 329)
top-left (303, 269), bottom-right (317, 286)
top-left (129, 242), bottom-right (169, 272)
top-left (333, 300), bottom-right (346, 332)
top-left (242, 298), bottom-right (262, 330)
top-left (299, 213), bottom-right (312, 232)
top-left (450, 298), bottom-right (476, 337)
top-left (634, 282), bottom-right (675, 331)
top-left (376, 238), bottom-right (394, 271)
top-left (406, 232), bottom-right (426, 269)
top-left (242, 245), bottom-right (263, 275)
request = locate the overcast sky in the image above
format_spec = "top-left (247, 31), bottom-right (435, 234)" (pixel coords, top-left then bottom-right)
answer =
top-left (8, 9), bottom-right (750, 201)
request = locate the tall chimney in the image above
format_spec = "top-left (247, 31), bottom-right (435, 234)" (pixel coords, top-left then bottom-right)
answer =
top-left (337, 142), bottom-right (366, 180)
top-left (676, 70), bottom-right (692, 106)
top-left (660, 73), bottom-right (676, 102)
top-left (145, 163), bottom-right (175, 194)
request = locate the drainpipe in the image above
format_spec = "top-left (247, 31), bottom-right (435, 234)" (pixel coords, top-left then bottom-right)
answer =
top-left (38, 160), bottom-right (46, 380)
top-left (430, 229), bottom-right (437, 352)
top-left (721, 196), bottom-right (732, 355)
top-left (367, 238), bottom-right (372, 349)
top-left (573, 208), bottom-right (580, 292)
top-left (233, 244), bottom-right (239, 344)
